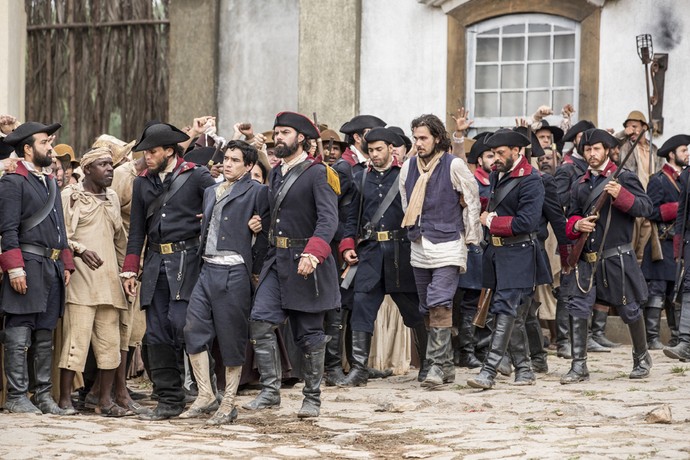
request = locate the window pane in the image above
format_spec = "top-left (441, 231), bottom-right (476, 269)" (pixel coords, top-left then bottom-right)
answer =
top-left (502, 37), bottom-right (525, 61)
top-left (527, 90), bottom-right (550, 114)
top-left (527, 63), bottom-right (550, 88)
top-left (554, 25), bottom-right (573, 32)
top-left (476, 65), bottom-right (499, 89)
top-left (553, 89), bottom-right (574, 111)
top-left (479, 28), bottom-right (499, 36)
top-left (477, 37), bottom-right (499, 62)
top-left (554, 34), bottom-right (575, 59)
top-left (503, 24), bottom-right (525, 34)
top-left (475, 92), bottom-right (499, 117)
top-left (528, 36), bottom-right (550, 60)
top-left (501, 64), bottom-right (524, 89)
top-left (528, 24), bottom-right (551, 33)
top-left (501, 92), bottom-right (524, 116)
top-left (553, 62), bottom-right (574, 86)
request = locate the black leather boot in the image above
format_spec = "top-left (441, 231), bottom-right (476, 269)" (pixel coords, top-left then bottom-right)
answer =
top-left (323, 309), bottom-right (346, 386)
top-left (510, 301), bottom-right (536, 385)
top-left (3, 327), bottom-right (41, 414)
top-left (338, 330), bottom-right (371, 387)
top-left (30, 329), bottom-right (68, 415)
top-left (555, 293), bottom-right (571, 359)
top-left (140, 343), bottom-right (185, 420)
top-left (412, 323), bottom-right (431, 382)
top-left (591, 308), bottom-right (620, 348)
top-left (467, 315), bottom-right (515, 390)
top-left (456, 313), bottom-right (481, 369)
top-left (421, 327), bottom-right (452, 388)
top-left (665, 297), bottom-right (679, 347)
top-left (242, 321), bottom-right (282, 410)
top-left (560, 316), bottom-right (590, 384)
top-left (664, 293), bottom-right (690, 360)
top-left (628, 316), bottom-right (652, 379)
top-left (525, 299), bottom-right (548, 373)
top-left (298, 344), bottom-right (327, 418)
top-left (644, 296), bottom-right (664, 350)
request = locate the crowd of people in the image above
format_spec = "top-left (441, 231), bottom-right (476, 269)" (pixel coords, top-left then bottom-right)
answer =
top-left (0, 103), bottom-right (689, 424)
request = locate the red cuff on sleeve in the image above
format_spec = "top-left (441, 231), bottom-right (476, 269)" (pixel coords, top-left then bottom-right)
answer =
top-left (338, 237), bottom-right (356, 257)
top-left (612, 186), bottom-right (635, 213)
top-left (659, 202), bottom-right (679, 222)
top-left (489, 216), bottom-right (514, 237)
top-left (304, 236), bottom-right (332, 264)
top-left (674, 233), bottom-right (683, 260)
top-left (566, 216), bottom-right (584, 240)
top-left (61, 249), bottom-right (75, 272)
top-left (0, 248), bottom-right (25, 272)
top-left (479, 196), bottom-right (489, 212)
top-left (122, 254), bottom-right (141, 274)
top-left (558, 244), bottom-right (572, 269)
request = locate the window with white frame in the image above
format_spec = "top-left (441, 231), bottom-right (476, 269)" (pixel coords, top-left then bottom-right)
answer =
top-left (466, 14), bottom-right (580, 131)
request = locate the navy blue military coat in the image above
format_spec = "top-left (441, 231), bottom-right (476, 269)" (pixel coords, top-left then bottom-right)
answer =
top-left (642, 163), bottom-right (681, 281)
top-left (258, 158), bottom-right (340, 313)
top-left (123, 156), bottom-right (216, 307)
top-left (566, 161), bottom-right (652, 305)
top-left (482, 155), bottom-right (550, 290)
top-left (554, 154), bottom-right (587, 211)
top-left (340, 164), bottom-right (416, 294)
top-left (199, 173), bottom-right (270, 277)
top-left (458, 167), bottom-right (491, 290)
top-left (0, 162), bottom-right (74, 314)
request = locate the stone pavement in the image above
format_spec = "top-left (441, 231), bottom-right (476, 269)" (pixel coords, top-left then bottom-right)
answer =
top-left (1, 346), bottom-right (689, 459)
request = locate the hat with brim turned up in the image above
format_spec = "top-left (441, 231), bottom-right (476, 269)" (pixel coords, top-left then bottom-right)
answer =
top-left (484, 128), bottom-right (531, 149)
top-left (3, 122), bottom-right (62, 153)
top-left (133, 122), bottom-right (190, 152)
top-left (273, 112), bottom-right (320, 140)
top-left (657, 134), bottom-right (690, 158)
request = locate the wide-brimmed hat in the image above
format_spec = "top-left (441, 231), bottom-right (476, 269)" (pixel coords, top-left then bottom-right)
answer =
top-left (563, 120), bottom-right (596, 143)
top-left (657, 134), bottom-right (690, 158)
top-left (387, 126), bottom-right (412, 152)
top-left (578, 128), bottom-right (619, 151)
top-left (273, 111), bottom-right (320, 139)
top-left (534, 120), bottom-right (564, 144)
top-left (3, 122), bottom-right (62, 153)
top-left (320, 128), bottom-right (348, 151)
top-left (623, 110), bottom-right (648, 128)
top-left (340, 114), bottom-right (386, 135)
top-left (485, 128), bottom-right (531, 149)
top-left (133, 122), bottom-right (189, 152)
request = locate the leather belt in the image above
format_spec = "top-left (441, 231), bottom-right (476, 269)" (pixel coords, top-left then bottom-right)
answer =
top-left (583, 242), bottom-right (634, 263)
top-left (272, 236), bottom-right (309, 249)
top-left (489, 232), bottom-right (537, 247)
top-left (148, 237), bottom-right (199, 255)
top-left (20, 243), bottom-right (61, 261)
top-left (363, 230), bottom-right (407, 242)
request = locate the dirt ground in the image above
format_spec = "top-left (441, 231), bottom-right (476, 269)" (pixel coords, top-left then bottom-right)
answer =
top-left (1, 346), bottom-right (689, 459)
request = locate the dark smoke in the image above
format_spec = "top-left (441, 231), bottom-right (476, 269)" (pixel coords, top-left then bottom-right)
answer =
top-left (655, 4), bottom-right (683, 50)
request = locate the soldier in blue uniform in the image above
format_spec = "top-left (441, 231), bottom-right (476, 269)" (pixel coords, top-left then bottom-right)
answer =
top-left (121, 122), bottom-right (216, 420)
top-left (467, 129), bottom-right (549, 390)
top-left (339, 115), bottom-right (386, 174)
top-left (642, 135), bottom-right (689, 349)
top-left (0, 122), bottom-right (75, 415)
top-left (338, 127), bottom-right (426, 386)
top-left (243, 112), bottom-right (340, 418)
top-left (562, 129), bottom-right (653, 384)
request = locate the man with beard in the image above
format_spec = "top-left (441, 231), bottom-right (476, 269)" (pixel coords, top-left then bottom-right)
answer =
top-left (641, 135), bottom-right (689, 350)
top-left (243, 112), bottom-right (340, 418)
top-left (339, 115), bottom-right (386, 174)
top-left (339, 128), bottom-right (427, 386)
top-left (467, 129), bottom-right (549, 390)
top-left (0, 122), bottom-right (75, 414)
top-left (120, 122), bottom-right (215, 420)
top-left (562, 129), bottom-right (652, 384)
top-left (400, 114), bottom-right (481, 388)
top-left (538, 148), bottom-right (560, 176)
top-left (58, 147), bottom-right (129, 416)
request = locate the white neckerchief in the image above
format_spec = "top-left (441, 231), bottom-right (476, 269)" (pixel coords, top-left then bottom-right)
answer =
top-left (280, 152), bottom-right (308, 176)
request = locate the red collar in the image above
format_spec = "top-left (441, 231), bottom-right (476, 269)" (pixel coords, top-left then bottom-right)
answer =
top-left (580, 160), bottom-right (617, 183)
top-left (506, 155), bottom-right (533, 178)
top-left (474, 167), bottom-right (490, 185)
top-left (12, 161), bottom-right (54, 179)
top-left (662, 163), bottom-right (681, 180)
top-left (562, 154), bottom-right (573, 164)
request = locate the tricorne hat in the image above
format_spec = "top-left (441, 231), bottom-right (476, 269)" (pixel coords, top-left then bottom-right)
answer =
top-left (133, 122), bottom-right (190, 152)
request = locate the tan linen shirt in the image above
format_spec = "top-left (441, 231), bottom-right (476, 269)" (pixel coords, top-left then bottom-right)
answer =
top-left (62, 182), bottom-right (128, 310)
top-left (111, 160), bottom-right (139, 234)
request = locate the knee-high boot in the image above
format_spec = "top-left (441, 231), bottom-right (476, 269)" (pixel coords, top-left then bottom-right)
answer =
top-left (555, 293), bottom-right (571, 359)
top-left (591, 307), bottom-right (620, 348)
top-left (457, 312), bottom-right (481, 369)
top-left (30, 329), bottom-right (66, 415)
top-left (644, 296), bottom-right (664, 350)
top-left (207, 366), bottom-right (241, 425)
top-left (323, 309), bottom-right (346, 386)
top-left (560, 316), bottom-right (590, 384)
top-left (628, 316), bottom-right (652, 379)
top-left (338, 330), bottom-right (371, 387)
top-left (524, 299), bottom-right (548, 373)
top-left (467, 315), bottom-right (516, 390)
top-left (139, 343), bottom-right (185, 420)
top-left (2, 327), bottom-right (41, 414)
top-left (412, 323), bottom-right (431, 381)
top-left (664, 293), bottom-right (690, 360)
top-left (242, 321), bottom-right (281, 410)
top-left (179, 351), bottom-right (219, 418)
top-left (510, 301), bottom-right (536, 385)
top-left (298, 344), bottom-right (327, 418)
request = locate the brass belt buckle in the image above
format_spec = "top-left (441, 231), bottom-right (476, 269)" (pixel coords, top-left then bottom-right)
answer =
top-left (50, 249), bottom-right (61, 260)
top-left (491, 236), bottom-right (503, 247)
top-left (377, 231), bottom-right (390, 242)
top-left (275, 236), bottom-right (289, 249)
top-left (585, 252), bottom-right (597, 263)
top-left (160, 243), bottom-right (173, 255)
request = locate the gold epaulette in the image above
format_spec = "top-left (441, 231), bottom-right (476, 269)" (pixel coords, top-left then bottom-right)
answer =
top-left (325, 164), bottom-right (341, 195)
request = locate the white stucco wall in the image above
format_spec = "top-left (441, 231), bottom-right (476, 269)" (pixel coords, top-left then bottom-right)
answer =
top-left (0, 0), bottom-right (26, 120)
top-left (217, 0), bottom-right (299, 136)
top-left (599, 0), bottom-right (690, 144)
top-left (359, 0), bottom-right (447, 134)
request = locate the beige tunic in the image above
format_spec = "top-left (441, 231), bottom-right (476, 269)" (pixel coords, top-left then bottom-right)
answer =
top-left (110, 160), bottom-right (138, 234)
top-left (62, 183), bottom-right (127, 310)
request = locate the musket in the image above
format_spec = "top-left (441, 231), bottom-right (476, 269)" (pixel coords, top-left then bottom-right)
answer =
top-left (472, 288), bottom-right (493, 328)
top-left (566, 128), bottom-right (648, 268)
top-left (313, 112), bottom-right (324, 159)
top-left (327, 137), bottom-right (334, 163)
top-left (672, 178), bottom-right (689, 306)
